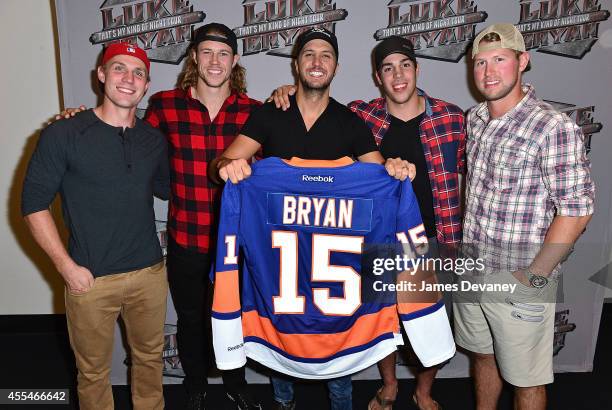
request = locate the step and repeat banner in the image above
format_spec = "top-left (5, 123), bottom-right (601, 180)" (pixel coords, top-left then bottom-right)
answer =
top-left (54, 0), bottom-right (611, 384)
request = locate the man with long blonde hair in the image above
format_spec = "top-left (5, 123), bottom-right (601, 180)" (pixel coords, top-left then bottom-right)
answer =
top-left (144, 23), bottom-right (262, 410)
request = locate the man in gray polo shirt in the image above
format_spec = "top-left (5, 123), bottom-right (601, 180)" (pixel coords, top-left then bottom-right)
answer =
top-left (22, 43), bottom-right (170, 410)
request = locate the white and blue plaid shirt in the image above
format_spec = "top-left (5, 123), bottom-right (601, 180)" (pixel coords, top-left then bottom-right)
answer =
top-left (463, 84), bottom-right (595, 273)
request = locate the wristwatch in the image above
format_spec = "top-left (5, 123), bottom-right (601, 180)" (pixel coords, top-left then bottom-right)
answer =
top-left (525, 269), bottom-right (548, 288)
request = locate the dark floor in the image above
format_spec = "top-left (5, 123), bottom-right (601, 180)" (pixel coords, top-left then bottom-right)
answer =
top-left (1, 304), bottom-right (611, 409)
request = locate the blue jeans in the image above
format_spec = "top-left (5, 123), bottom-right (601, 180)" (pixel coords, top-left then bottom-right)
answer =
top-left (271, 374), bottom-right (352, 410)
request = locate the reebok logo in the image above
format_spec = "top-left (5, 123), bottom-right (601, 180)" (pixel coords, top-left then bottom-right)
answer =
top-left (227, 343), bottom-right (244, 352)
top-left (302, 175), bottom-right (334, 183)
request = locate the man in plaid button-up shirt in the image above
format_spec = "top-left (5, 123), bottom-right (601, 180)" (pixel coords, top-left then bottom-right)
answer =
top-left (348, 89), bottom-right (466, 245)
top-left (348, 37), bottom-right (465, 410)
top-left (462, 83), bottom-right (594, 266)
top-left (456, 24), bottom-right (594, 410)
top-left (145, 64), bottom-right (259, 255)
top-left (144, 24), bottom-right (262, 410)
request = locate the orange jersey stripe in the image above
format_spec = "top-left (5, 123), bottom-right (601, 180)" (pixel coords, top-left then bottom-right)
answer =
top-left (213, 270), bottom-right (240, 313)
top-left (242, 305), bottom-right (399, 359)
top-left (283, 157), bottom-right (354, 168)
top-left (397, 302), bottom-right (438, 315)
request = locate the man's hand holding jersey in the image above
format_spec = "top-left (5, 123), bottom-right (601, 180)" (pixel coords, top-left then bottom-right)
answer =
top-left (385, 157), bottom-right (416, 182)
top-left (217, 157), bottom-right (252, 184)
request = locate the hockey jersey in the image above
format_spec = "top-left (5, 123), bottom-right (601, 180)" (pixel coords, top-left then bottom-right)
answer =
top-left (212, 157), bottom-right (455, 379)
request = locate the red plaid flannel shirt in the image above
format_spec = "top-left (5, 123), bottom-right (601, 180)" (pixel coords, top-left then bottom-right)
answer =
top-left (145, 88), bottom-right (261, 253)
top-left (348, 89), bottom-right (466, 244)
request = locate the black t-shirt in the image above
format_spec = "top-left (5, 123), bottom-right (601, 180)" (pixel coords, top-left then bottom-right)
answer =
top-left (241, 94), bottom-right (378, 160)
top-left (380, 113), bottom-right (436, 238)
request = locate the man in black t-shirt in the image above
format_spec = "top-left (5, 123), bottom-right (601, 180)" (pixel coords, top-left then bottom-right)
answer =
top-left (237, 90), bottom-right (378, 161)
top-left (210, 27), bottom-right (414, 410)
top-left (210, 28), bottom-right (413, 185)
top-left (270, 36), bottom-right (466, 410)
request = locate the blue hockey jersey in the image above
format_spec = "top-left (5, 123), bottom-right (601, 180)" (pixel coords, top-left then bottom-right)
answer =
top-left (212, 157), bottom-right (455, 379)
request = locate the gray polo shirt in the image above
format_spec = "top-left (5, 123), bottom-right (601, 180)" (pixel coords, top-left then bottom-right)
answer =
top-left (22, 109), bottom-right (170, 277)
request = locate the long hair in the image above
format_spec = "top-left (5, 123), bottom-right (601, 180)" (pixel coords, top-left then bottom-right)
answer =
top-left (177, 31), bottom-right (247, 94)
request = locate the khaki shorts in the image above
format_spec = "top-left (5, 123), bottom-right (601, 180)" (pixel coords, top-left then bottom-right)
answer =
top-left (453, 272), bottom-right (558, 387)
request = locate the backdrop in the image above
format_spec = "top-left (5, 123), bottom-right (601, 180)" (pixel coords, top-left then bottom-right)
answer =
top-left (53, 0), bottom-right (611, 384)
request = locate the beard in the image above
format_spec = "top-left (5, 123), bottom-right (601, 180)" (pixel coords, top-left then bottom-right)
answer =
top-left (298, 71), bottom-right (333, 94)
top-left (478, 75), bottom-right (519, 102)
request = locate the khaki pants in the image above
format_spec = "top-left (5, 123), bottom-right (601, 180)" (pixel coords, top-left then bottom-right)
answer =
top-left (65, 261), bottom-right (168, 410)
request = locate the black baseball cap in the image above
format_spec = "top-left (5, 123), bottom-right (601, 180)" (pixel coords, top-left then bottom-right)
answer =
top-left (374, 36), bottom-right (417, 70)
top-left (293, 27), bottom-right (339, 59)
top-left (192, 23), bottom-right (238, 54)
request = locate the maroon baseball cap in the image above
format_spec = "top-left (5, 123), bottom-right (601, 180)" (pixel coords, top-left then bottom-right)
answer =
top-left (102, 42), bottom-right (150, 72)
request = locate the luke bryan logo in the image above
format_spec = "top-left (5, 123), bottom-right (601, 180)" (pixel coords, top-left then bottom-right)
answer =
top-left (374, 0), bottom-right (488, 62)
top-left (90, 0), bottom-right (206, 64)
top-left (233, 0), bottom-right (348, 57)
top-left (546, 100), bottom-right (603, 154)
top-left (516, 0), bottom-right (610, 59)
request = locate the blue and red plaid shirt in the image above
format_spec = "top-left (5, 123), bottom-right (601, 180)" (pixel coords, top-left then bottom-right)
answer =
top-left (145, 88), bottom-right (261, 253)
top-left (348, 89), bottom-right (466, 244)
